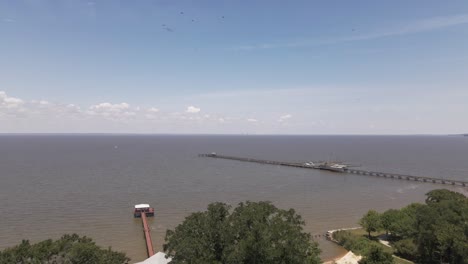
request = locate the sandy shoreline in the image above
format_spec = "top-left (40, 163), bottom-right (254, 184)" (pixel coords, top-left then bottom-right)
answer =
top-left (323, 251), bottom-right (362, 264)
top-left (322, 227), bottom-right (362, 264)
top-left (323, 251), bottom-right (350, 263)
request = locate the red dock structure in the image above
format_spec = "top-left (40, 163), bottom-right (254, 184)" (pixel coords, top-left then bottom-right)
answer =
top-left (134, 204), bottom-right (155, 257)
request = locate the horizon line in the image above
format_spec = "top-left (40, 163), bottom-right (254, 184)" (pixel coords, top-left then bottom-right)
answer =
top-left (0, 132), bottom-right (464, 136)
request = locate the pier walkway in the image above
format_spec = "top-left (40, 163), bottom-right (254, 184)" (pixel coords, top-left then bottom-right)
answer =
top-left (199, 153), bottom-right (467, 187)
top-left (134, 204), bottom-right (155, 258)
top-left (141, 212), bottom-right (155, 257)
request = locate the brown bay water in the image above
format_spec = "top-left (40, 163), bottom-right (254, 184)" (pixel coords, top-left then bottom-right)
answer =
top-left (1, 135), bottom-right (467, 262)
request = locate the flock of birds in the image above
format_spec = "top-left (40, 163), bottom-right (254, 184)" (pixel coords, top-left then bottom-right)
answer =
top-left (161, 11), bottom-right (225, 32)
top-left (158, 12), bottom-right (357, 34)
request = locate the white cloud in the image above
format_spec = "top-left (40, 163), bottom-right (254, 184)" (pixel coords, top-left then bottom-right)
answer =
top-left (0, 91), bottom-right (27, 116)
top-left (278, 114), bottom-right (292, 122)
top-left (90, 102), bottom-right (129, 111)
top-left (88, 102), bottom-right (136, 119)
top-left (1, 87), bottom-right (467, 134)
top-left (29, 100), bottom-right (82, 114)
top-left (186, 106), bottom-right (201, 113)
top-left (143, 107), bottom-right (160, 119)
top-left (65, 104), bottom-right (81, 113)
top-left (0, 91), bottom-right (24, 109)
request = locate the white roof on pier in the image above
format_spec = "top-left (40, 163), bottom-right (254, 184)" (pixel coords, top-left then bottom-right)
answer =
top-left (135, 252), bottom-right (171, 264)
top-left (135, 204), bottom-right (150, 209)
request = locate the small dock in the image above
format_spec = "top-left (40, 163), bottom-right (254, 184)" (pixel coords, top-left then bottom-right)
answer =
top-left (199, 153), bottom-right (467, 187)
top-left (134, 204), bottom-right (155, 258)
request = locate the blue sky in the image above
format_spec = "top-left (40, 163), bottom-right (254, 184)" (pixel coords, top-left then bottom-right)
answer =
top-left (1, 0), bottom-right (468, 134)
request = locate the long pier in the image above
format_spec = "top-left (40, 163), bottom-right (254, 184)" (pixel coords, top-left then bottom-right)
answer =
top-left (134, 204), bottom-right (155, 258)
top-left (141, 212), bottom-right (155, 257)
top-left (199, 153), bottom-right (467, 187)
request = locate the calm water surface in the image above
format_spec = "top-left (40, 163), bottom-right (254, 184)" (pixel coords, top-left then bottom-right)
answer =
top-left (1, 135), bottom-right (467, 262)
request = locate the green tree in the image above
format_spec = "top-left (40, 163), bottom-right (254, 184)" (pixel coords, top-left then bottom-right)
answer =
top-left (390, 203), bottom-right (421, 239)
top-left (164, 202), bottom-right (230, 263)
top-left (352, 189), bottom-right (468, 263)
top-left (425, 189), bottom-right (466, 204)
top-left (380, 209), bottom-right (400, 236)
top-left (358, 245), bottom-right (394, 264)
top-left (415, 190), bottom-right (468, 264)
top-left (0, 234), bottom-right (129, 264)
top-left (164, 201), bottom-right (321, 264)
top-left (393, 238), bottom-right (418, 260)
top-left (359, 210), bottom-right (381, 238)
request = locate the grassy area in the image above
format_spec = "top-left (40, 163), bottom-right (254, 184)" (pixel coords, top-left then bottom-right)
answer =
top-left (333, 228), bottom-right (414, 264)
top-left (347, 228), bottom-right (369, 236)
top-left (348, 228), bottom-right (386, 240)
top-left (393, 256), bottom-right (414, 264)
top-left (334, 228), bottom-right (393, 254)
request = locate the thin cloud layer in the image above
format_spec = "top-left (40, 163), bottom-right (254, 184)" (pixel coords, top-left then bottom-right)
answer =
top-left (147, 107), bottom-right (159, 113)
top-left (278, 114), bottom-right (292, 122)
top-left (234, 13), bottom-right (468, 50)
top-left (1, 18), bottom-right (15, 23)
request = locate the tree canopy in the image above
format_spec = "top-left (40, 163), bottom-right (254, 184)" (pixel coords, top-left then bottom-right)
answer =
top-left (358, 189), bottom-right (468, 264)
top-left (0, 234), bottom-right (130, 264)
top-left (163, 201), bottom-right (321, 264)
top-left (414, 189), bottom-right (468, 263)
top-left (380, 209), bottom-right (399, 236)
top-left (358, 245), bottom-right (394, 264)
top-left (359, 210), bottom-right (381, 238)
